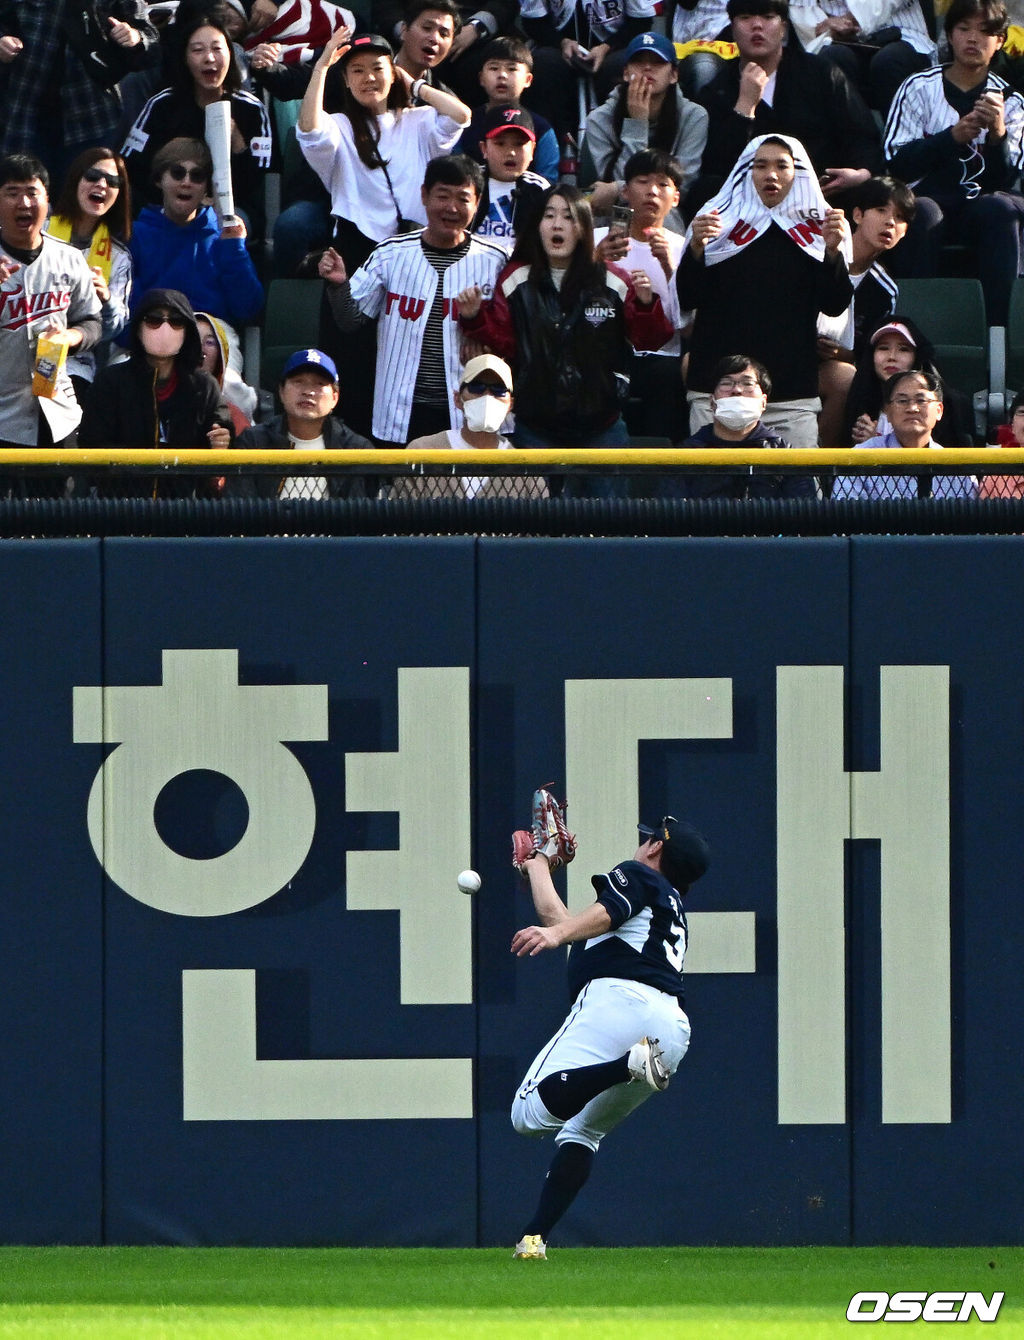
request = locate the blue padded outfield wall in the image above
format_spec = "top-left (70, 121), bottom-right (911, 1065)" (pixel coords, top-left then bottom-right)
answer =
top-left (0, 535), bottom-right (1020, 1247)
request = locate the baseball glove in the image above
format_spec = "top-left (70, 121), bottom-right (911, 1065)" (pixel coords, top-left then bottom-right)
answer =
top-left (511, 785), bottom-right (577, 874)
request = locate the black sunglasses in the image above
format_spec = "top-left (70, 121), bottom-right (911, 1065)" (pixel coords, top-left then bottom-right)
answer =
top-left (461, 379), bottom-right (509, 397)
top-left (83, 166), bottom-right (121, 189)
top-left (142, 312), bottom-right (188, 330)
top-left (166, 164), bottom-right (208, 184)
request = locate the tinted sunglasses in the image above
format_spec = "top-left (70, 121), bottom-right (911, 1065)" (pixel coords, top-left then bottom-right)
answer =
top-left (83, 166), bottom-right (121, 189)
top-left (166, 164), bottom-right (208, 184)
top-left (142, 312), bottom-right (188, 330)
top-left (461, 379), bottom-right (509, 397)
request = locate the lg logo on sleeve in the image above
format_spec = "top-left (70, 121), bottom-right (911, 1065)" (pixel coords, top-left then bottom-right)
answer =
top-left (846, 1292), bottom-right (1004, 1322)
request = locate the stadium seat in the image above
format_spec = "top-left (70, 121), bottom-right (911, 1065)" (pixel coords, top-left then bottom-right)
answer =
top-left (1001, 278), bottom-right (1024, 408)
top-left (895, 278), bottom-right (996, 437)
top-left (246, 278), bottom-right (323, 418)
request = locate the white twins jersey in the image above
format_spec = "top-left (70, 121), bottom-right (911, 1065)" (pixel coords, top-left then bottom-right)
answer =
top-left (349, 230), bottom-right (506, 442)
top-left (791, 0), bottom-right (935, 56)
top-left (0, 235), bottom-right (101, 443)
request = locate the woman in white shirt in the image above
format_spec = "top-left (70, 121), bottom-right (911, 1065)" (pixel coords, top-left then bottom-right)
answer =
top-left (297, 28), bottom-right (473, 271)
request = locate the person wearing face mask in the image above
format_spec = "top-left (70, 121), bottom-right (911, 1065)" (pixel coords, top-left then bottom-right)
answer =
top-left (673, 353), bottom-right (816, 496)
top-left (679, 133), bottom-right (853, 448)
top-left (397, 352), bottom-right (548, 497)
top-left (79, 286), bottom-right (233, 496)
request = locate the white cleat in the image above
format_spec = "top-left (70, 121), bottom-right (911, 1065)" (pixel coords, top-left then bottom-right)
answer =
top-left (627, 1036), bottom-right (669, 1092)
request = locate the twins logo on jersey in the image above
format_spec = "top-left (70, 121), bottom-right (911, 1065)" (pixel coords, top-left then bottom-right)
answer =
top-left (727, 211), bottom-right (823, 250)
top-left (384, 285), bottom-right (493, 321)
top-left (0, 281), bottom-right (72, 333)
top-left (584, 302), bottom-right (615, 326)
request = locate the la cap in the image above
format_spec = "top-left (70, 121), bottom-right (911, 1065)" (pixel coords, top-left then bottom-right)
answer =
top-left (637, 815), bottom-right (710, 891)
top-left (623, 32), bottom-right (678, 65)
top-left (281, 348), bottom-right (339, 383)
top-left (461, 353), bottom-right (513, 391)
top-left (480, 104), bottom-right (536, 142)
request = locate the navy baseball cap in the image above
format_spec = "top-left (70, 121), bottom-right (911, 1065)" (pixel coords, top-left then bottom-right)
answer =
top-left (281, 348), bottom-right (339, 383)
top-left (638, 815), bottom-right (710, 889)
top-left (480, 104), bottom-right (537, 142)
top-left (623, 32), bottom-right (678, 65)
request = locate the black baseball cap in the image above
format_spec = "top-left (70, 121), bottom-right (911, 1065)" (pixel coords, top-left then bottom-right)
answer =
top-left (480, 104), bottom-right (536, 143)
top-left (337, 32), bottom-right (395, 64)
top-left (638, 816), bottom-right (710, 890)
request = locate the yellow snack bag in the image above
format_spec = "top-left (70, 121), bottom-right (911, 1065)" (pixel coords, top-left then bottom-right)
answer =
top-left (32, 333), bottom-right (69, 400)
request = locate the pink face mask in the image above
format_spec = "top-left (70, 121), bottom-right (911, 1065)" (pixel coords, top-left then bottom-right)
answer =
top-left (140, 312), bottom-right (186, 359)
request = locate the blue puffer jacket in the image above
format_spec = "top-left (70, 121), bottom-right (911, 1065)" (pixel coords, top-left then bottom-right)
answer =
top-left (129, 205), bottom-right (264, 328)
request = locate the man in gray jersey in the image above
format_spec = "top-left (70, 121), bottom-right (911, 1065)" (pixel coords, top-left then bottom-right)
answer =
top-left (320, 153), bottom-right (506, 446)
top-left (0, 153), bottom-right (101, 493)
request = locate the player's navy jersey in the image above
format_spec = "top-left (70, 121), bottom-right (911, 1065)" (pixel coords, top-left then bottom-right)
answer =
top-left (567, 860), bottom-right (688, 1005)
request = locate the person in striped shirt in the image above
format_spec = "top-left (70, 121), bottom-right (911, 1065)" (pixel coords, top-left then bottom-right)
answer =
top-left (883, 0), bottom-right (1024, 323)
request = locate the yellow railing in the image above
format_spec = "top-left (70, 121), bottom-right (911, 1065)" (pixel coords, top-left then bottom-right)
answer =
top-left (2, 448), bottom-right (1023, 469)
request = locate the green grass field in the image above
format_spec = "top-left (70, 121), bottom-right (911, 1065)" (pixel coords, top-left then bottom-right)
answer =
top-left (0, 1246), bottom-right (1017, 1338)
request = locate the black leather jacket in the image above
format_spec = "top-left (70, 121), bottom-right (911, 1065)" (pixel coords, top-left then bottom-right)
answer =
top-left (463, 261), bottom-right (670, 440)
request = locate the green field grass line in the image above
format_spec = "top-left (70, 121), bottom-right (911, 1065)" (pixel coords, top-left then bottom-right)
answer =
top-left (0, 1247), bottom-right (1017, 1339)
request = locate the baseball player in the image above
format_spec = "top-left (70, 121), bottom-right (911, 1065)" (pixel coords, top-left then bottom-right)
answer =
top-left (509, 788), bottom-right (710, 1259)
top-left (322, 154), bottom-right (506, 445)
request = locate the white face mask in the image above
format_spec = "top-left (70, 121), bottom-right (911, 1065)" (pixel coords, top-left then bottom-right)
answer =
top-left (462, 393), bottom-right (508, 434)
top-left (713, 394), bottom-right (763, 432)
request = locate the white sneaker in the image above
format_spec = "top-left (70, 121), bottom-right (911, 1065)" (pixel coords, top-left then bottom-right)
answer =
top-left (513, 1234), bottom-right (547, 1260)
top-left (627, 1036), bottom-right (669, 1092)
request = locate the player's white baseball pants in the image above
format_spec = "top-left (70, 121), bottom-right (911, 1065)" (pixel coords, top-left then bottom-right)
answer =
top-left (511, 978), bottom-right (691, 1153)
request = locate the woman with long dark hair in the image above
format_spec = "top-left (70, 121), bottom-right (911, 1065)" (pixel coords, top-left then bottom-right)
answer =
top-left (457, 183), bottom-right (671, 492)
top-left (120, 14), bottom-right (272, 224)
top-left (297, 28), bottom-right (472, 272)
top-left (46, 146), bottom-right (133, 402)
top-left (841, 315), bottom-right (974, 446)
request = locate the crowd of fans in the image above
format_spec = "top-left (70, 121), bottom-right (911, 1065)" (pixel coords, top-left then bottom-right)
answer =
top-left (1, 0), bottom-right (1023, 500)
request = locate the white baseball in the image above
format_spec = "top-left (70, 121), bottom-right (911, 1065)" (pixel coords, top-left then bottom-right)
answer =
top-left (457, 869), bottom-right (481, 894)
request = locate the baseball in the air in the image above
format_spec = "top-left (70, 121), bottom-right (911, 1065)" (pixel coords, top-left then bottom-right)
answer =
top-left (457, 869), bottom-right (481, 894)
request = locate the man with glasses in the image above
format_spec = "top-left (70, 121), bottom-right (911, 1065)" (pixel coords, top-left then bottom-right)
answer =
top-left (128, 137), bottom-right (263, 330)
top-left (0, 152), bottom-right (101, 479)
top-left (832, 368), bottom-right (977, 497)
top-left (674, 353), bottom-right (816, 497)
top-left (508, 787), bottom-right (710, 1259)
top-left (398, 352), bottom-right (547, 496)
